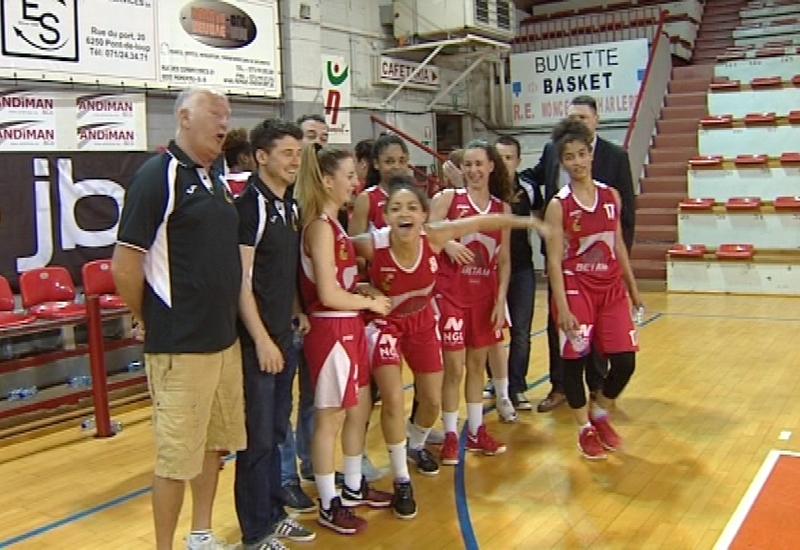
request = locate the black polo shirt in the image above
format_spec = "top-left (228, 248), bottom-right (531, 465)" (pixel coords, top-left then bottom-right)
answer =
top-left (117, 140), bottom-right (242, 354)
top-left (236, 173), bottom-right (300, 348)
top-left (509, 172), bottom-right (545, 274)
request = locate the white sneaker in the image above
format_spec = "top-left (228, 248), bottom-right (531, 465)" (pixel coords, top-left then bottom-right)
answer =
top-left (185, 532), bottom-right (232, 550)
top-left (497, 398), bottom-right (519, 423)
top-left (515, 393), bottom-right (533, 411)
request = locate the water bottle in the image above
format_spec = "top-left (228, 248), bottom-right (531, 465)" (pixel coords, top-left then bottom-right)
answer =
top-left (632, 306), bottom-right (645, 326)
top-left (125, 361), bottom-right (144, 372)
top-left (80, 416), bottom-right (123, 433)
top-left (6, 386), bottom-right (38, 401)
top-left (66, 375), bottom-right (92, 388)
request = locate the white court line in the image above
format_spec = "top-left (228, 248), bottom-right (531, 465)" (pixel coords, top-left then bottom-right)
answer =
top-left (714, 449), bottom-right (800, 549)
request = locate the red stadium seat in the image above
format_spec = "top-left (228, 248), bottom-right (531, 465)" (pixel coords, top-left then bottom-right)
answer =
top-left (700, 115), bottom-right (734, 127)
top-left (709, 80), bottom-right (741, 91)
top-left (744, 112), bottom-right (776, 124)
top-left (788, 111), bottom-right (800, 123)
top-left (19, 267), bottom-right (86, 320)
top-left (774, 196), bottom-right (800, 209)
top-left (679, 198), bottom-right (715, 210)
top-left (0, 276), bottom-right (36, 329)
top-left (734, 154), bottom-right (768, 166)
top-left (688, 155), bottom-right (724, 167)
top-left (668, 244), bottom-right (706, 258)
top-left (81, 260), bottom-right (126, 310)
top-left (792, 75), bottom-right (800, 87)
top-left (780, 152), bottom-right (800, 163)
top-left (756, 47), bottom-right (788, 58)
top-left (716, 244), bottom-right (755, 259)
top-left (750, 76), bottom-right (782, 88)
top-left (726, 197), bottom-right (762, 210)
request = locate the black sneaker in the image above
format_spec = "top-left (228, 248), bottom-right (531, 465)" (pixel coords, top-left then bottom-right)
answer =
top-left (392, 480), bottom-right (417, 520)
top-left (341, 476), bottom-right (393, 508)
top-left (407, 447), bottom-right (439, 476)
top-left (271, 517), bottom-right (316, 542)
top-left (282, 482), bottom-right (316, 513)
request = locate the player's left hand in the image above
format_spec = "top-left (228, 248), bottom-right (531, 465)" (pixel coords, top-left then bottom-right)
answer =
top-left (355, 282), bottom-right (385, 298)
top-left (490, 300), bottom-right (506, 331)
top-left (294, 313), bottom-right (310, 335)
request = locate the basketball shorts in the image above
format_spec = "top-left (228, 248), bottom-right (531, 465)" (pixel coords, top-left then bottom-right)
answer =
top-left (365, 303), bottom-right (443, 374)
top-left (434, 293), bottom-right (503, 352)
top-left (551, 276), bottom-right (639, 360)
top-left (304, 314), bottom-right (370, 409)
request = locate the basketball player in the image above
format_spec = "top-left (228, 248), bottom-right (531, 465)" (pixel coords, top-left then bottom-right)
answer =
top-left (429, 139), bottom-right (515, 465)
top-left (352, 176), bottom-right (549, 479)
top-left (293, 144), bottom-right (395, 534)
top-left (543, 118), bottom-right (642, 460)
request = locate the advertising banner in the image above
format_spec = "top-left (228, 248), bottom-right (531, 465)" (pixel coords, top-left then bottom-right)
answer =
top-left (0, 0), bottom-right (281, 97)
top-left (322, 55), bottom-right (351, 145)
top-left (510, 38), bottom-right (649, 126)
top-left (0, 152), bottom-right (153, 289)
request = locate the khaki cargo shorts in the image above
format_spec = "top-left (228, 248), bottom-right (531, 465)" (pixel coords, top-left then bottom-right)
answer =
top-left (145, 340), bottom-right (246, 480)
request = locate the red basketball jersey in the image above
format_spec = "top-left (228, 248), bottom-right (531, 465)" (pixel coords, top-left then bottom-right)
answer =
top-left (557, 182), bottom-right (621, 291)
top-left (368, 227), bottom-right (438, 317)
top-left (366, 186), bottom-right (388, 230)
top-left (300, 214), bottom-right (360, 314)
top-left (435, 188), bottom-right (504, 306)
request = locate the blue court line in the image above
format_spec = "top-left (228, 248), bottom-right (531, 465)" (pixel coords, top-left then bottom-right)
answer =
top-left (455, 374), bottom-right (549, 550)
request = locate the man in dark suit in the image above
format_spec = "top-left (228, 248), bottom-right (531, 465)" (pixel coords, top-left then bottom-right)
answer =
top-left (521, 95), bottom-right (636, 413)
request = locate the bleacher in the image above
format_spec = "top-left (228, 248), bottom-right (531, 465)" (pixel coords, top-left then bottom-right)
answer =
top-left (0, 261), bottom-right (143, 427)
top-left (667, 4), bottom-right (800, 295)
top-left (515, 0), bottom-right (703, 60)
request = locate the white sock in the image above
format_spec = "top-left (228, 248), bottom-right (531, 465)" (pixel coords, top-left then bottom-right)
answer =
top-left (591, 405), bottom-right (607, 420)
top-left (315, 473), bottom-right (337, 510)
top-left (187, 530), bottom-right (212, 543)
top-left (387, 441), bottom-right (410, 481)
top-left (579, 422), bottom-right (592, 433)
top-left (493, 377), bottom-right (510, 401)
top-left (407, 422), bottom-right (430, 450)
top-left (343, 454), bottom-right (362, 492)
top-left (442, 411), bottom-right (459, 434)
top-left (467, 402), bottom-right (483, 436)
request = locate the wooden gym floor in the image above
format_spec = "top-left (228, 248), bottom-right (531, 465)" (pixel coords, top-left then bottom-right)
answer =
top-left (1, 290), bottom-right (799, 549)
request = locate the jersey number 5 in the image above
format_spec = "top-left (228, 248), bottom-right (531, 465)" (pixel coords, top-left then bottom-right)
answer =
top-left (603, 203), bottom-right (616, 220)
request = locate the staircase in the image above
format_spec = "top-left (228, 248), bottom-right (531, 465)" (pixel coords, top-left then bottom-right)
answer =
top-left (631, 0), bottom-right (747, 287)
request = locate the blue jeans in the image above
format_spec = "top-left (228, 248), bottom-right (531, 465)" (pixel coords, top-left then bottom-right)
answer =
top-left (234, 336), bottom-right (296, 544)
top-left (508, 268), bottom-right (536, 395)
top-left (279, 337), bottom-right (315, 484)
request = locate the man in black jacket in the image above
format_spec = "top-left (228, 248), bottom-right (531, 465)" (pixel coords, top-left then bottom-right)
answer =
top-left (521, 95), bottom-right (636, 413)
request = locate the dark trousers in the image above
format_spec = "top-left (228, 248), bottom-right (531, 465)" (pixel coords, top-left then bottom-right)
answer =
top-left (546, 285), bottom-right (606, 394)
top-left (508, 268), bottom-right (536, 395)
top-left (234, 336), bottom-right (296, 544)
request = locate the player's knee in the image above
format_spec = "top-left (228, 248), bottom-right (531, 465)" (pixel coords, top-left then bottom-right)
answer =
top-left (562, 358), bottom-right (587, 409)
top-left (603, 352), bottom-right (636, 400)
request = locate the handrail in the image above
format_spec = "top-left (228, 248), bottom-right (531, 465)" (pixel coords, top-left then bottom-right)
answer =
top-left (624, 9), bottom-right (668, 149)
top-left (370, 115), bottom-right (447, 162)
top-left (370, 115), bottom-right (445, 196)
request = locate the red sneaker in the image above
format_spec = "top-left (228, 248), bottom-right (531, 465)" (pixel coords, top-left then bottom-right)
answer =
top-left (578, 426), bottom-right (607, 460)
top-left (466, 425), bottom-right (507, 455)
top-left (589, 412), bottom-right (621, 451)
top-left (340, 476), bottom-right (392, 508)
top-left (440, 431), bottom-right (459, 465)
top-left (318, 496), bottom-right (367, 535)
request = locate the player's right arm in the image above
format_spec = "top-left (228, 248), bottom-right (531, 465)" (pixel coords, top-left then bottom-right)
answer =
top-left (544, 200), bottom-right (578, 333)
top-left (307, 219), bottom-right (389, 315)
top-left (429, 189), bottom-right (474, 265)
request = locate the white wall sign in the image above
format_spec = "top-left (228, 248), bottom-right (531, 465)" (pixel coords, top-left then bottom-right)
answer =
top-left (322, 55), bottom-right (351, 144)
top-left (510, 38), bottom-right (649, 126)
top-left (0, 90), bottom-right (147, 152)
top-left (0, 0), bottom-right (281, 97)
top-left (377, 56), bottom-right (441, 91)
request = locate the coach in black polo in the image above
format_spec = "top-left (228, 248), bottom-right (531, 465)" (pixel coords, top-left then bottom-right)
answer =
top-left (112, 87), bottom-right (245, 550)
top-left (233, 119), bottom-right (316, 548)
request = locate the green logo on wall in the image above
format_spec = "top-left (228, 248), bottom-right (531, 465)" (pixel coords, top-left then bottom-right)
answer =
top-left (327, 60), bottom-right (349, 85)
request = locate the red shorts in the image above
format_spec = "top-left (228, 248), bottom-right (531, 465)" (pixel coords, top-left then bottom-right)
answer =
top-left (551, 276), bottom-right (638, 359)
top-left (366, 304), bottom-right (443, 374)
top-left (434, 293), bottom-right (503, 352)
top-left (304, 314), bottom-right (370, 409)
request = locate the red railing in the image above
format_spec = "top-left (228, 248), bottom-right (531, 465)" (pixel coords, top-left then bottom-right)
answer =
top-left (370, 115), bottom-right (447, 197)
top-left (624, 10), bottom-right (668, 150)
